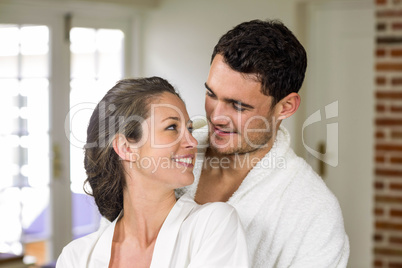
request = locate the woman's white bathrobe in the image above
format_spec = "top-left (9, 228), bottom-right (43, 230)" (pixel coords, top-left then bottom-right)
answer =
top-left (56, 193), bottom-right (249, 268)
top-left (178, 126), bottom-right (350, 268)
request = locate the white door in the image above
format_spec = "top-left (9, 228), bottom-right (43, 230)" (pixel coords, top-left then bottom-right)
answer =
top-left (0, 3), bottom-right (136, 263)
top-left (298, 1), bottom-right (374, 267)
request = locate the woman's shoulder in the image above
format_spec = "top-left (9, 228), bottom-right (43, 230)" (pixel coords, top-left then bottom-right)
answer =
top-left (197, 201), bottom-right (237, 218)
top-left (174, 197), bottom-right (249, 267)
top-left (57, 231), bottom-right (101, 261)
top-left (180, 194), bottom-right (238, 222)
top-left (182, 197), bottom-right (241, 233)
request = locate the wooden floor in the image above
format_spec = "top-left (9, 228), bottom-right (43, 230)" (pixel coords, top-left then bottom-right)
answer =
top-left (24, 240), bottom-right (47, 266)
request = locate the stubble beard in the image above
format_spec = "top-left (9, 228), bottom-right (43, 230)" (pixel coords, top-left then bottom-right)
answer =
top-left (208, 120), bottom-right (276, 156)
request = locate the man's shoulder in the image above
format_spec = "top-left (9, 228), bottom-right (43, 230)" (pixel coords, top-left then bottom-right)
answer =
top-left (253, 148), bottom-right (341, 213)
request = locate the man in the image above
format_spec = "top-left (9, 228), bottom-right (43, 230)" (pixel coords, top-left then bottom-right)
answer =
top-left (178, 19), bottom-right (349, 267)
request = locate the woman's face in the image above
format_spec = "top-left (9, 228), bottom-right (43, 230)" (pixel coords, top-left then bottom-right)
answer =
top-left (131, 92), bottom-right (198, 189)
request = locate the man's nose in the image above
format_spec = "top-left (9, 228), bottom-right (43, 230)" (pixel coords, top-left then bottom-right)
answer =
top-left (210, 102), bottom-right (231, 126)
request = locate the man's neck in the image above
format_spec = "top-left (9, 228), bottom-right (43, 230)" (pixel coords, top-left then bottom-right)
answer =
top-left (195, 140), bottom-right (274, 204)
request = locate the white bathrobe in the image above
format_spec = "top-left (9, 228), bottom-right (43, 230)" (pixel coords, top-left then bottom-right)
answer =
top-left (56, 193), bottom-right (249, 268)
top-left (178, 126), bottom-right (350, 268)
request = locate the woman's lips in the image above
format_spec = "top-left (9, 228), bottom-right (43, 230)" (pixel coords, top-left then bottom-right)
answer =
top-left (172, 155), bottom-right (195, 168)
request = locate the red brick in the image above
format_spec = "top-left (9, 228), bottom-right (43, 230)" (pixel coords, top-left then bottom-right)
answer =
top-left (391, 209), bottom-right (402, 217)
top-left (392, 78), bottom-right (402, 85)
top-left (378, 37), bottom-right (402, 44)
top-left (392, 49), bottom-right (402, 57)
top-left (375, 207), bottom-right (385, 216)
top-left (377, 10), bottom-right (402, 17)
top-left (376, 63), bottom-right (402, 71)
top-left (374, 259), bottom-right (383, 267)
top-left (375, 181), bottom-right (385, 189)
top-left (376, 144), bottom-right (402, 152)
top-left (376, 221), bottom-right (402, 231)
top-left (390, 236), bottom-right (402, 244)
top-left (390, 183), bottom-right (402, 190)
top-left (377, 105), bottom-right (386, 112)
top-left (378, 23), bottom-right (387, 31)
top-left (391, 106), bottom-right (402, 112)
top-left (393, 22), bottom-right (402, 30)
top-left (376, 168), bottom-right (402, 177)
top-left (390, 263), bottom-right (402, 268)
top-left (377, 92), bottom-right (402, 99)
top-left (376, 0), bottom-right (387, 4)
top-left (376, 118), bottom-right (402, 126)
top-left (377, 77), bottom-right (387, 85)
top-left (376, 156), bottom-right (385, 163)
top-left (376, 131), bottom-right (385, 138)
top-left (376, 195), bottom-right (402, 203)
top-left (374, 247), bottom-right (402, 255)
top-left (375, 233), bottom-right (384, 241)
top-left (391, 157), bottom-right (402, 163)
top-left (377, 49), bottom-right (386, 57)
top-left (391, 131), bottom-right (402, 139)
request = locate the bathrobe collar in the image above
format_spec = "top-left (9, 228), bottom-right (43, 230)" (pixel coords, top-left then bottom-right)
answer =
top-left (90, 194), bottom-right (196, 268)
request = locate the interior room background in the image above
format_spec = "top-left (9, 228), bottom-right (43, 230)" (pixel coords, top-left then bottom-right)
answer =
top-left (0, 0), bottom-right (396, 267)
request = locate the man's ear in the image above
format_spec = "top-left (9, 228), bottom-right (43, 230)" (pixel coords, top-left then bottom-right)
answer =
top-left (112, 134), bottom-right (138, 162)
top-left (276, 92), bottom-right (301, 120)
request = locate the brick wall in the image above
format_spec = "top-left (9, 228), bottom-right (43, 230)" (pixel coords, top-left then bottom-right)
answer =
top-left (375, 0), bottom-right (402, 267)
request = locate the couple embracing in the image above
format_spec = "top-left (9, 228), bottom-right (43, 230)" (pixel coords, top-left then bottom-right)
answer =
top-left (57, 19), bottom-right (349, 268)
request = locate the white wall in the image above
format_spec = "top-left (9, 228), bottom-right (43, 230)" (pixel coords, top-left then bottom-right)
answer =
top-left (141, 0), bottom-right (297, 120)
top-left (141, 1), bottom-right (374, 267)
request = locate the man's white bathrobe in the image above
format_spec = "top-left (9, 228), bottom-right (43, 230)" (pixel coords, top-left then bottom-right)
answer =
top-left (56, 193), bottom-right (248, 268)
top-left (179, 126), bottom-right (350, 268)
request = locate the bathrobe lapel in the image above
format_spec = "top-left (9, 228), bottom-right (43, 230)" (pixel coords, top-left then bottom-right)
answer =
top-left (88, 195), bottom-right (196, 268)
top-left (150, 194), bottom-right (196, 268)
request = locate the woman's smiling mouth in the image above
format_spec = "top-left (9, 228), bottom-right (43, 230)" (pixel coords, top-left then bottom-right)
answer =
top-left (172, 155), bottom-right (195, 167)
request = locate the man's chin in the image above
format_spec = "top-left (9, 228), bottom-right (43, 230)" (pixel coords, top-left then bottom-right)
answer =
top-left (209, 143), bottom-right (238, 156)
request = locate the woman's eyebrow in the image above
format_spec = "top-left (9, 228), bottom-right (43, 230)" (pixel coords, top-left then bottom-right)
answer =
top-left (162, 116), bottom-right (180, 122)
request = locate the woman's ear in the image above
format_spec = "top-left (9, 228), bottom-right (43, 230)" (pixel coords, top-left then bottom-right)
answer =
top-left (276, 92), bottom-right (301, 120)
top-left (112, 134), bottom-right (138, 162)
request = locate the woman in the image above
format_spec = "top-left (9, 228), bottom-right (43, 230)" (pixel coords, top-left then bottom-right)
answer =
top-left (56, 77), bottom-right (248, 267)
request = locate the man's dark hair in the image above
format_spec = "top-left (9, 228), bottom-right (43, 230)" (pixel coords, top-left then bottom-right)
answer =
top-left (211, 19), bottom-right (307, 106)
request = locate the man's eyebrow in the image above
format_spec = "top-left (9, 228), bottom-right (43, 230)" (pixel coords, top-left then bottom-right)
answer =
top-left (204, 82), bottom-right (254, 109)
top-left (204, 83), bottom-right (214, 94)
top-left (162, 116), bottom-right (180, 122)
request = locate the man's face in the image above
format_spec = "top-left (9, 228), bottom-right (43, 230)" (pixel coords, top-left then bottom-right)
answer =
top-left (205, 54), bottom-right (279, 156)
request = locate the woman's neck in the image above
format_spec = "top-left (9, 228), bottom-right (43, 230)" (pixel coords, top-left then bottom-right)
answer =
top-left (109, 184), bottom-right (177, 268)
top-left (114, 178), bottom-right (177, 247)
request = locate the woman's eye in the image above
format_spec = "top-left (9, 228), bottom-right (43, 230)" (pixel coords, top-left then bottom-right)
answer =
top-left (187, 126), bottom-right (194, 134)
top-left (167, 124), bottom-right (177, 131)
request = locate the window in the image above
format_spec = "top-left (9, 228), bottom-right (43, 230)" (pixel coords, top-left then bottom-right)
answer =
top-left (0, 2), bottom-right (135, 263)
top-left (69, 27), bottom-right (125, 239)
top-left (0, 24), bottom-right (50, 256)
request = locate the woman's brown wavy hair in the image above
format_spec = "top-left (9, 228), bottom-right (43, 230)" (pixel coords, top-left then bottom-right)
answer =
top-left (83, 77), bottom-right (181, 222)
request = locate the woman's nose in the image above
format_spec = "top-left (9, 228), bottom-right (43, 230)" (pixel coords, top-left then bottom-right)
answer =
top-left (183, 128), bottom-right (198, 149)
